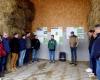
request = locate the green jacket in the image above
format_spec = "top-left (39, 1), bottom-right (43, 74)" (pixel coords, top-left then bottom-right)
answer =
top-left (48, 39), bottom-right (57, 51)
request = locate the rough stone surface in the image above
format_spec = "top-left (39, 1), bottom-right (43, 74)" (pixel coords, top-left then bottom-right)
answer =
top-left (88, 0), bottom-right (100, 28)
top-left (0, 0), bottom-right (35, 35)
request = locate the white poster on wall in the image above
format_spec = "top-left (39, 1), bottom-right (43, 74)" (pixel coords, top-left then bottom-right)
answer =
top-left (51, 27), bottom-right (63, 44)
top-left (66, 27), bottom-right (84, 39)
top-left (36, 27), bottom-right (48, 44)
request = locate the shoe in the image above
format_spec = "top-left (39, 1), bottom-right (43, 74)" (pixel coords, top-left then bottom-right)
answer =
top-left (0, 72), bottom-right (4, 77)
top-left (70, 62), bottom-right (74, 64)
top-left (74, 63), bottom-right (77, 66)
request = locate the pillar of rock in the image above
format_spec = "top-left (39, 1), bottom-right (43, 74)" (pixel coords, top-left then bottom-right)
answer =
top-left (88, 0), bottom-right (100, 29)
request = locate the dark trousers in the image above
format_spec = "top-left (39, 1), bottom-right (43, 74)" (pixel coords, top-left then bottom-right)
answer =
top-left (4, 53), bottom-right (9, 71)
top-left (24, 48), bottom-right (31, 64)
top-left (0, 56), bottom-right (6, 77)
top-left (70, 47), bottom-right (77, 64)
top-left (90, 58), bottom-right (96, 75)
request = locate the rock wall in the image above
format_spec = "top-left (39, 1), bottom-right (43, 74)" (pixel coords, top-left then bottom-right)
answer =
top-left (88, 0), bottom-right (100, 29)
top-left (0, 0), bottom-right (35, 35)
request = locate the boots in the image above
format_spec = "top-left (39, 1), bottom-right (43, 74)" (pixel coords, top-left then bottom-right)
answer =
top-left (0, 72), bottom-right (4, 77)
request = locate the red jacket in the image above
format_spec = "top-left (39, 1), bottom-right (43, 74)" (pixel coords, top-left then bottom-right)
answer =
top-left (0, 42), bottom-right (6, 57)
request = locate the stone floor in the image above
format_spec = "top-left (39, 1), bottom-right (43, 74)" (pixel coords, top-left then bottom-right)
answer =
top-left (2, 60), bottom-right (97, 80)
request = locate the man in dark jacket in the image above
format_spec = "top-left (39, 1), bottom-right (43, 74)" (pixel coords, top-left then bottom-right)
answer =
top-left (10, 33), bottom-right (19, 72)
top-left (19, 35), bottom-right (26, 66)
top-left (31, 35), bottom-right (40, 62)
top-left (91, 24), bottom-right (100, 80)
top-left (24, 32), bottom-right (31, 64)
top-left (88, 30), bottom-right (97, 75)
top-left (2, 32), bottom-right (11, 72)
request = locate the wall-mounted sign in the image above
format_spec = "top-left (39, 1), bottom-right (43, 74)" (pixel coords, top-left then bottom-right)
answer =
top-left (66, 27), bottom-right (84, 39)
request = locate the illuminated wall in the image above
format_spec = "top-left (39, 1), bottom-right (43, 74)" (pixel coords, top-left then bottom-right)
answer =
top-left (32, 0), bottom-right (91, 31)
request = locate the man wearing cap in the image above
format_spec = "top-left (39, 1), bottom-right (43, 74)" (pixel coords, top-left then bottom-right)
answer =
top-left (69, 31), bottom-right (78, 65)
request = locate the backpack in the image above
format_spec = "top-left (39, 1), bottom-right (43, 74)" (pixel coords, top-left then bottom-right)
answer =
top-left (59, 52), bottom-right (66, 62)
top-left (0, 43), bottom-right (6, 57)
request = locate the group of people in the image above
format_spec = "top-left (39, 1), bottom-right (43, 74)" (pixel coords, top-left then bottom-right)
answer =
top-left (0, 32), bottom-right (58, 77)
top-left (0, 32), bottom-right (41, 77)
top-left (88, 24), bottom-right (100, 80)
top-left (0, 24), bottom-right (100, 79)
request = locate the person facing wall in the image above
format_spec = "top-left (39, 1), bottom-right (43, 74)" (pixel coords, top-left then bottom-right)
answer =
top-left (48, 35), bottom-right (57, 63)
top-left (69, 31), bottom-right (78, 66)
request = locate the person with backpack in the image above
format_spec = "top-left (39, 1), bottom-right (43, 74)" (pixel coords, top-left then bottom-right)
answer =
top-left (48, 35), bottom-right (57, 63)
top-left (69, 31), bottom-right (78, 65)
top-left (0, 35), bottom-right (6, 77)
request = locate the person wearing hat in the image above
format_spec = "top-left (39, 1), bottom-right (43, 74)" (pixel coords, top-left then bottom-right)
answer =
top-left (91, 24), bottom-right (100, 80)
top-left (69, 31), bottom-right (78, 65)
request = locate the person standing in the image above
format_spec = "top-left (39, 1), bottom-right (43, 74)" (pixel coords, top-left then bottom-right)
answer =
top-left (91, 24), bottom-right (100, 80)
top-left (31, 35), bottom-right (40, 62)
top-left (69, 31), bottom-right (78, 65)
top-left (0, 35), bottom-right (6, 77)
top-left (88, 30), bottom-right (97, 75)
top-left (48, 35), bottom-right (57, 63)
top-left (10, 33), bottom-right (19, 71)
top-left (19, 35), bottom-right (26, 67)
top-left (2, 32), bottom-right (11, 73)
top-left (24, 32), bottom-right (31, 64)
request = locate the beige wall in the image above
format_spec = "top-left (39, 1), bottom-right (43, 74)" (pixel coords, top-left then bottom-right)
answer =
top-left (32, 0), bottom-right (91, 31)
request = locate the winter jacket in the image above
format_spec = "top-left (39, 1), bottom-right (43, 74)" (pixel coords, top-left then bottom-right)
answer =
top-left (0, 42), bottom-right (6, 57)
top-left (69, 35), bottom-right (78, 47)
top-left (91, 33), bottom-right (100, 59)
top-left (26, 38), bottom-right (31, 49)
top-left (31, 39), bottom-right (40, 50)
top-left (88, 36), bottom-right (96, 54)
top-left (19, 38), bottom-right (26, 51)
top-left (2, 37), bottom-right (11, 53)
top-left (48, 39), bottom-right (57, 51)
top-left (10, 37), bottom-right (19, 53)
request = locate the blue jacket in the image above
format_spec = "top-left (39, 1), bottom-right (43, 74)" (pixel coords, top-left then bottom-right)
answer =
top-left (19, 38), bottom-right (26, 51)
top-left (91, 33), bottom-right (100, 59)
top-left (2, 37), bottom-right (11, 53)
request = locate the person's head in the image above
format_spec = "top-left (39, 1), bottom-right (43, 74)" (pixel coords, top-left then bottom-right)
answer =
top-left (26, 32), bottom-right (31, 37)
top-left (14, 33), bottom-right (19, 38)
top-left (51, 35), bottom-right (54, 39)
top-left (71, 31), bottom-right (74, 36)
top-left (88, 30), bottom-right (95, 37)
top-left (3, 32), bottom-right (8, 38)
top-left (22, 34), bottom-right (26, 39)
top-left (34, 35), bottom-right (38, 39)
top-left (93, 31), bottom-right (97, 38)
top-left (94, 24), bottom-right (100, 34)
top-left (0, 35), bottom-right (2, 42)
